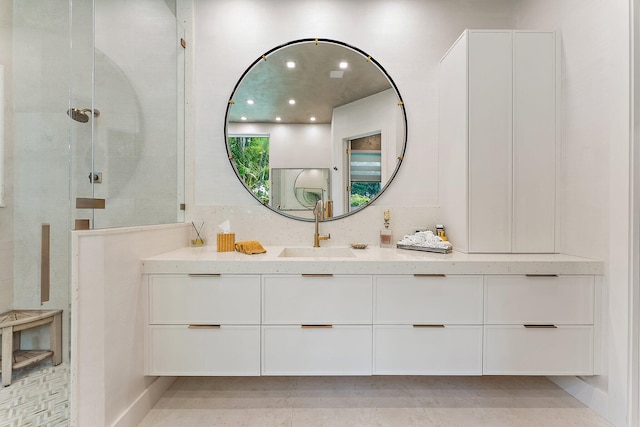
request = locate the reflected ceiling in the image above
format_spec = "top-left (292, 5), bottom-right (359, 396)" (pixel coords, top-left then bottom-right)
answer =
top-left (228, 42), bottom-right (392, 124)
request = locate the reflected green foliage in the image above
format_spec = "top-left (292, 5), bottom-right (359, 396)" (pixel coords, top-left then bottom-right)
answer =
top-left (350, 193), bottom-right (370, 207)
top-left (350, 182), bottom-right (381, 208)
top-left (228, 136), bottom-right (270, 203)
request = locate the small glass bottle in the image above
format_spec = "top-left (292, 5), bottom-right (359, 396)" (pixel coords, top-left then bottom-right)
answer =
top-left (380, 210), bottom-right (394, 248)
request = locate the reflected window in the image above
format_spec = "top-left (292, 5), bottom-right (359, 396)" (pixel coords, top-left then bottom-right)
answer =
top-left (348, 134), bottom-right (382, 210)
top-left (228, 134), bottom-right (270, 204)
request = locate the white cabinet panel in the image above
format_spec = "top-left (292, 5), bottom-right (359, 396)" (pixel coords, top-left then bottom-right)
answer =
top-left (439, 30), bottom-right (559, 253)
top-left (373, 325), bottom-right (482, 375)
top-left (485, 275), bottom-right (594, 324)
top-left (262, 325), bottom-right (372, 375)
top-left (149, 274), bottom-right (260, 324)
top-left (262, 275), bottom-right (372, 324)
top-left (148, 325), bottom-right (260, 376)
top-left (374, 275), bottom-right (483, 324)
top-left (513, 32), bottom-right (557, 253)
top-left (438, 32), bottom-right (470, 252)
top-left (468, 31), bottom-right (513, 253)
top-left (483, 325), bottom-right (593, 375)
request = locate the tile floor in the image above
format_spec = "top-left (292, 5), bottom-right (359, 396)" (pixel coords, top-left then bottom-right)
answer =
top-left (0, 361), bottom-right (69, 427)
top-left (139, 376), bottom-right (614, 427)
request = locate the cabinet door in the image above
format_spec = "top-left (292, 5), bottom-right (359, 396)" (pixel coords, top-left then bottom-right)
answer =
top-left (374, 275), bottom-right (483, 324)
top-left (262, 325), bottom-right (372, 375)
top-left (373, 325), bottom-right (482, 375)
top-left (149, 274), bottom-right (260, 324)
top-left (147, 325), bottom-right (261, 376)
top-left (262, 275), bottom-right (372, 324)
top-left (483, 325), bottom-right (593, 375)
top-left (468, 31), bottom-right (513, 253)
top-left (513, 32), bottom-right (557, 253)
top-left (485, 275), bottom-right (594, 324)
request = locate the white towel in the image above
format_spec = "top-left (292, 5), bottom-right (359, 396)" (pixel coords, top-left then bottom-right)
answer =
top-left (397, 230), bottom-right (453, 250)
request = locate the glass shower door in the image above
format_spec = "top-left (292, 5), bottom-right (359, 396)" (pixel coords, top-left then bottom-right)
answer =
top-left (73, 0), bottom-right (184, 230)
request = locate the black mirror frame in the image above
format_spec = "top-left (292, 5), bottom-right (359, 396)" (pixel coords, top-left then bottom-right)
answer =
top-left (224, 37), bottom-right (407, 222)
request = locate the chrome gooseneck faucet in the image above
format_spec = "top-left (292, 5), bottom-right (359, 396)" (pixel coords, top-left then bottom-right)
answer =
top-left (313, 199), bottom-right (331, 247)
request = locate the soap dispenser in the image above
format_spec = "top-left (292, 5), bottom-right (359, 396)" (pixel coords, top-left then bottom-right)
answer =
top-left (380, 210), bottom-right (394, 248)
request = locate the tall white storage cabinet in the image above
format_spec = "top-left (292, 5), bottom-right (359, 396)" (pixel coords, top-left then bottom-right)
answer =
top-left (439, 30), bottom-right (559, 253)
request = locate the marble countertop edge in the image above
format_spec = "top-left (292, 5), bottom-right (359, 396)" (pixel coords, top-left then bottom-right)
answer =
top-left (141, 246), bottom-right (604, 275)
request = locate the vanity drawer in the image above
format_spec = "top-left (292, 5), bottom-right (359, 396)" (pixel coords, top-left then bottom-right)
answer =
top-left (483, 325), bottom-right (593, 375)
top-left (373, 325), bottom-right (482, 375)
top-left (484, 275), bottom-right (594, 324)
top-left (149, 274), bottom-right (260, 324)
top-left (262, 275), bottom-right (372, 324)
top-left (147, 325), bottom-right (260, 376)
top-left (374, 275), bottom-right (483, 324)
top-left (262, 325), bottom-right (372, 375)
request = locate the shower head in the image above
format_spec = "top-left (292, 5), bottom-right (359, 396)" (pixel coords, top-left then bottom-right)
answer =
top-left (67, 108), bottom-right (100, 123)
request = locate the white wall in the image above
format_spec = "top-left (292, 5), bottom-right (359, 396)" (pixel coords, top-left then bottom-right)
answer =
top-left (0, 0), bottom-right (12, 313)
top-left (515, 1), bottom-right (629, 426)
top-left (228, 122), bottom-right (332, 169)
top-left (72, 224), bottom-right (188, 427)
top-left (187, 0), bottom-right (517, 245)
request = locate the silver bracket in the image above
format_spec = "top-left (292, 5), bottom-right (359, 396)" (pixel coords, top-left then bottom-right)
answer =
top-left (89, 172), bottom-right (102, 183)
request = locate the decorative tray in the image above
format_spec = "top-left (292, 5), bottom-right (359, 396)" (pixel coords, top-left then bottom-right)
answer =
top-left (396, 244), bottom-right (452, 254)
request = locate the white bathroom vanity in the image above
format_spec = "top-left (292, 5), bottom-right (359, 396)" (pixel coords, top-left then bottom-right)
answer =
top-left (142, 246), bottom-right (603, 378)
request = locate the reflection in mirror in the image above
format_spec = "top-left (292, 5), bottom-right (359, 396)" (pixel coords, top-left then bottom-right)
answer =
top-left (225, 38), bottom-right (406, 221)
top-left (271, 168), bottom-right (331, 218)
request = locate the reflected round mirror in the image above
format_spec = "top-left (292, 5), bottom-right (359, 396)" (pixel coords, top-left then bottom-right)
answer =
top-left (225, 38), bottom-right (407, 221)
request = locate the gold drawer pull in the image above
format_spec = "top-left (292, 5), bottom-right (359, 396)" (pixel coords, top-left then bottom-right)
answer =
top-left (413, 274), bottom-right (446, 278)
top-left (301, 324), bottom-right (333, 328)
top-left (525, 274), bottom-right (559, 277)
top-left (413, 324), bottom-right (445, 328)
top-left (301, 274), bottom-right (333, 277)
top-left (188, 324), bottom-right (221, 329)
top-left (524, 324), bottom-right (557, 329)
top-left (188, 274), bottom-right (221, 277)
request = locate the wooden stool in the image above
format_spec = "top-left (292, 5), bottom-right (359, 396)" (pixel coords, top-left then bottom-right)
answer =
top-left (0, 309), bottom-right (63, 386)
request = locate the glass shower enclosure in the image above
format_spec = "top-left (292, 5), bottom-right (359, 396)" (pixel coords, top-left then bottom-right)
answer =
top-left (4, 0), bottom-right (184, 391)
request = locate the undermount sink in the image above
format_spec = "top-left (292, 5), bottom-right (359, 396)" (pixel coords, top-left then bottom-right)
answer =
top-left (278, 247), bottom-right (356, 258)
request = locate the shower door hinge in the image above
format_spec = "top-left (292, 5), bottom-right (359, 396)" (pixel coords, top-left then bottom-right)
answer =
top-left (181, 38), bottom-right (186, 49)
top-left (88, 172), bottom-right (102, 183)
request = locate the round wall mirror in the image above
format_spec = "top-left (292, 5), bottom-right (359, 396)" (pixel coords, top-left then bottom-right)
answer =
top-left (225, 38), bottom-right (407, 221)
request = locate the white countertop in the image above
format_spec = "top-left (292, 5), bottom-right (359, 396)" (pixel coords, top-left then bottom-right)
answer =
top-left (142, 245), bottom-right (603, 275)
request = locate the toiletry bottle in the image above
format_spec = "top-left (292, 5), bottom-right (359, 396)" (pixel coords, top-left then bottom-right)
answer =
top-left (380, 210), bottom-right (394, 248)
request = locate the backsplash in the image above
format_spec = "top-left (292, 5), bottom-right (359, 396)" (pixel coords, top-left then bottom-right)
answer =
top-left (189, 205), bottom-right (441, 248)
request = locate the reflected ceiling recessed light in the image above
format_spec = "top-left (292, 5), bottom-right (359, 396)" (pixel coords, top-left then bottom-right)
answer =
top-left (310, 117), bottom-right (316, 122)
top-left (286, 61), bottom-right (296, 69)
top-left (240, 116), bottom-right (247, 121)
top-left (289, 99), bottom-right (296, 105)
top-left (246, 99), bottom-right (254, 105)
top-left (275, 117), bottom-right (282, 121)
top-left (339, 61), bottom-right (348, 69)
